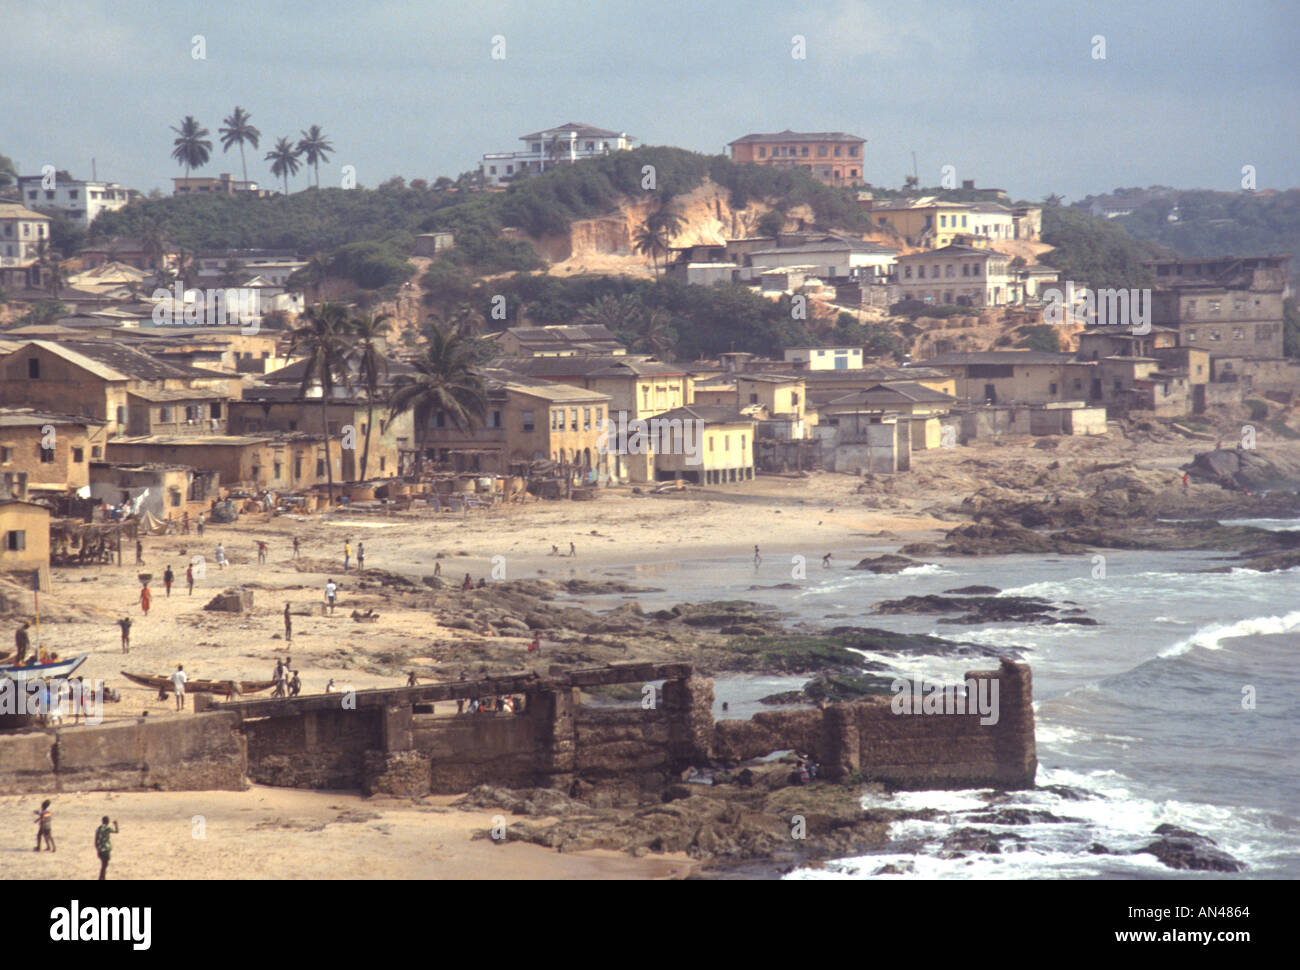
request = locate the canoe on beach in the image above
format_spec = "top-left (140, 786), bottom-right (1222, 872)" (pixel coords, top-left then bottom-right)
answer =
top-left (120, 671), bottom-right (276, 697)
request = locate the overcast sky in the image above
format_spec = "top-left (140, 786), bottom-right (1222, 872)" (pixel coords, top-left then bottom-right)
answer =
top-left (3, 0), bottom-right (1297, 202)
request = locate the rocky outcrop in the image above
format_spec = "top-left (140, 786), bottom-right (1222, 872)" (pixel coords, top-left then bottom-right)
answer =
top-left (1187, 448), bottom-right (1300, 492)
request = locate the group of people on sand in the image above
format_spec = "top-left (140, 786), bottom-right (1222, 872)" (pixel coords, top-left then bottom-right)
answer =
top-left (31, 799), bottom-right (120, 879)
top-left (271, 656), bottom-right (301, 699)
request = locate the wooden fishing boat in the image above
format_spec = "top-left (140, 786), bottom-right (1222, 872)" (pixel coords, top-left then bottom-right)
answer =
top-left (119, 671), bottom-right (276, 697)
top-left (0, 654), bottom-right (88, 680)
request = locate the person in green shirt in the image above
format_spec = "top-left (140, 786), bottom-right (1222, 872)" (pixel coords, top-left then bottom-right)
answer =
top-left (95, 816), bottom-right (119, 880)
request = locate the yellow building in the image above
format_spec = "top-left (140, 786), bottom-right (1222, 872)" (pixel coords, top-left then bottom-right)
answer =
top-left (651, 405), bottom-right (755, 485)
top-left (865, 198), bottom-right (973, 249)
top-left (0, 499), bottom-right (51, 572)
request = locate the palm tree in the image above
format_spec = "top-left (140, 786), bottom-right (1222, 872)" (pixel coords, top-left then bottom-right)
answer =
top-left (645, 206), bottom-right (684, 239)
top-left (170, 116), bottom-right (212, 180)
top-left (632, 223), bottom-right (670, 277)
top-left (544, 134), bottom-right (571, 171)
top-left (347, 309), bottom-right (393, 481)
top-left (296, 125), bottom-right (335, 189)
top-left (289, 302), bottom-right (353, 502)
top-left (635, 308), bottom-right (676, 360)
top-left (903, 174), bottom-right (919, 191)
top-left (388, 323), bottom-right (487, 467)
top-left (265, 137), bottom-right (302, 195)
top-left (219, 106), bottom-right (261, 184)
top-left (577, 293), bottom-right (642, 337)
top-left (35, 239), bottom-right (65, 299)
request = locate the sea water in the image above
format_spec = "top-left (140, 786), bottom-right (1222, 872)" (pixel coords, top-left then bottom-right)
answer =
top-left (583, 541), bottom-right (1300, 879)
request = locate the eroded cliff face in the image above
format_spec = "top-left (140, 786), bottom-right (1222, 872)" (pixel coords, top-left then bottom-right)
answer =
top-left (540, 179), bottom-right (810, 278)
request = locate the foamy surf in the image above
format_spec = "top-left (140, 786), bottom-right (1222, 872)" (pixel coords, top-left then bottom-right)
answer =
top-left (1158, 610), bottom-right (1300, 658)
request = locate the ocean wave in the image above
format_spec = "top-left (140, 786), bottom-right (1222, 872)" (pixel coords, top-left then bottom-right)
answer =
top-left (1158, 610), bottom-right (1300, 658)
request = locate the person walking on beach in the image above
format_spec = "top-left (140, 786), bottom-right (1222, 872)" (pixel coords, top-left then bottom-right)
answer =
top-left (95, 817), bottom-right (118, 879)
top-left (293, 536), bottom-right (301, 559)
top-left (357, 541), bottom-right (365, 571)
top-left (289, 670), bottom-right (301, 698)
top-left (182, 511), bottom-right (190, 535)
top-left (216, 543), bottom-right (227, 570)
top-left (754, 545), bottom-right (761, 566)
top-left (135, 540), bottom-right (144, 566)
top-left (117, 616), bottom-right (131, 654)
top-left (822, 553), bottom-right (832, 568)
top-left (171, 665), bottom-right (187, 711)
top-left (433, 560), bottom-right (441, 577)
top-left (34, 800), bottom-right (55, 852)
top-left (284, 602), bottom-right (292, 642)
top-left (462, 573), bottom-right (472, 591)
top-left (325, 579), bottom-right (338, 614)
top-left (186, 562), bottom-right (195, 596)
top-left (163, 564), bottom-right (174, 597)
top-left (14, 621), bottom-right (30, 665)
top-left (139, 583), bottom-right (151, 616)
top-left (257, 541), bottom-right (268, 565)
top-left (569, 541), bottom-right (575, 557)
top-left (343, 540), bottom-right (352, 571)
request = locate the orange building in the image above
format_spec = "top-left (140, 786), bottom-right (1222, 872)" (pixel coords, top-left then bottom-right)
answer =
top-left (727, 130), bottom-right (866, 186)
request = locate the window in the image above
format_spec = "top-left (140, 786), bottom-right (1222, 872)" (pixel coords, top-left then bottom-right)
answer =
top-left (582, 408), bottom-right (591, 431)
top-left (295, 457), bottom-right (303, 477)
top-left (708, 436), bottom-right (714, 452)
top-left (569, 408), bottom-right (578, 431)
top-left (905, 265), bottom-right (913, 279)
top-left (758, 147), bottom-right (767, 158)
top-left (1049, 383), bottom-right (1058, 395)
top-left (724, 435), bottom-right (730, 449)
top-left (39, 443), bottom-right (54, 463)
top-left (0, 448), bottom-right (9, 463)
top-left (741, 435), bottom-right (746, 450)
top-left (833, 146), bottom-right (842, 156)
top-left (27, 358), bottom-right (39, 379)
top-left (316, 459), bottom-right (325, 476)
top-left (159, 407), bottom-right (172, 422)
top-left (749, 393), bottom-right (759, 404)
top-left (169, 489), bottom-right (182, 507)
top-left (551, 409), bottom-right (559, 430)
top-left (91, 446), bottom-right (101, 459)
top-left (380, 457), bottom-right (386, 472)
top-left (1232, 327), bottom-right (1245, 340)
top-left (274, 462), bottom-right (282, 479)
top-left (72, 447), bottom-right (83, 462)
top-left (972, 264), bottom-right (981, 276)
top-left (6, 530), bottom-right (25, 551)
top-left (210, 403), bottom-right (222, 419)
top-left (918, 266), bottom-right (925, 279)
top-left (522, 409), bottom-right (535, 432)
top-left (801, 146), bottom-right (808, 157)
top-left (945, 264), bottom-right (954, 278)
top-left (1209, 330), bottom-right (1221, 341)
top-left (818, 146), bottom-right (827, 157)
top-left (939, 215), bottom-right (946, 228)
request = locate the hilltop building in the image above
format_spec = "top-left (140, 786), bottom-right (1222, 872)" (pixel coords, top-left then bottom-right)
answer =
top-left (727, 131), bottom-right (866, 186)
top-left (15, 173), bottom-right (140, 228)
top-left (480, 123), bottom-right (636, 187)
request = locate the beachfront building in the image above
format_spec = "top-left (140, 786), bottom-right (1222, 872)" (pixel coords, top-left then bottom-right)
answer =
top-left (0, 500), bottom-right (51, 572)
top-left (819, 382), bottom-right (956, 451)
top-left (480, 123), bottom-right (636, 187)
top-left (727, 131), bottom-right (866, 187)
top-left (88, 461), bottom-right (220, 520)
top-left (909, 350), bottom-right (1093, 406)
top-left (0, 340), bottom-right (240, 438)
top-left (1145, 255), bottom-right (1289, 360)
top-left (650, 405), bottom-right (755, 485)
top-left (894, 245), bottom-right (1019, 307)
top-left (0, 409), bottom-right (109, 498)
top-left (106, 432), bottom-right (342, 491)
top-left (15, 173), bottom-right (140, 229)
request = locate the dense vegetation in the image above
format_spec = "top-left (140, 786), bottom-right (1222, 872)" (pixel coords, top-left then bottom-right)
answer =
top-left (1039, 204), bottom-right (1162, 290)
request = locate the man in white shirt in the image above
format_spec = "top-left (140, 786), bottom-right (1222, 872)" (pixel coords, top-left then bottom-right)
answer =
top-left (170, 664), bottom-right (188, 711)
top-left (324, 579), bottom-right (338, 614)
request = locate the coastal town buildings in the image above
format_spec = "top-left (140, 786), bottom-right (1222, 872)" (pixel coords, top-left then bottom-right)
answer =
top-left (0, 409), bottom-right (109, 497)
top-left (649, 405), bottom-right (755, 485)
top-left (88, 461), bottom-right (219, 519)
top-left (1146, 254), bottom-right (1289, 360)
top-left (727, 131), bottom-right (866, 186)
top-left (0, 499), bottom-right (51, 572)
top-left (783, 347), bottom-right (865, 370)
top-left (0, 203), bottom-right (51, 289)
top-left (172, 174), bottom-right (274, 197)
top-left (894, 245), bottom-right (1018, 306)
top-left (493, 324), bottom-right (626, 357)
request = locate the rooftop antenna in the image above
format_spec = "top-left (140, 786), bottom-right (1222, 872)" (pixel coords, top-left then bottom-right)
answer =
top-left (92, 157), bottom-right (97, 180)
top-left (911, 151), bottom-right (918, 185)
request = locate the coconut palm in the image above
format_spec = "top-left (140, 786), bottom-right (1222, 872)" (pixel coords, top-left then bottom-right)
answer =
top-left (645, 206), bottom-right (684, 239)
top-left (544, 134), bottom-right (571, 171)
top-left (346, 309), bottom-right (393, 481)
top-left (265, 137), bottom-right (302, 195)
top-left (388, 323), bottom-right (487, 465)
top-left (634, 308), bottom-right (676, 361)
top-left (577, 294), bottom-right (642, 338)
top-left (170, 116), bottom-right (212, 180)
top-left (296, 125), bottom-right (334, 189)
top-left (632, 223), bottom-right (670, 277)
top-left (138, 220), bottom-right (169, 274)
top-left (288, 302), bottom-right (353, 502)
top-left (219, 106), bottom-right (261, 184)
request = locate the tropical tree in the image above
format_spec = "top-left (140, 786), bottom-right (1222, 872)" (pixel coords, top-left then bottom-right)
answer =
top-left (346, 309), bottom-right (393, 480)
top-left (0, 153), bottom-right (17, 188)
top-left (34, 239), bottom-right (65, 299)
top-left (138, 219), bottom-right (169, 274)
top-left (265, 137), bottom-right (302, 195)
top-left (296, 125), bottom-right (335, 189)
top-left (903, 174), bottom-right (919, 191)
top-left (544, 135), bottom-right (571, 171)
top-left (577, 293), bottom-right (643, 336)
top-left (288, 302), bottom-right (353, 502)
top-left (170, 116), bottom-right (212, 179)
top-left (388, 323), bottom-right (487, 466)
top-left (632, 222), bottom-right (670, 277)
top-left (645, 206), bottom-right (684, 239)
top-left (634, 307), bottom-right (677, 360)
top-left (219, 106), bottom-right (261, 184)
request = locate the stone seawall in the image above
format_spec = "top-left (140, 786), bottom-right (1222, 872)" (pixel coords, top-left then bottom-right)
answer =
top-left (0, 663), bottom-right (1036, 796)
top-left (0, 712), bottom-right (247, 794)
